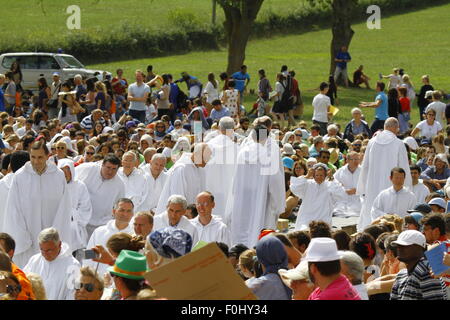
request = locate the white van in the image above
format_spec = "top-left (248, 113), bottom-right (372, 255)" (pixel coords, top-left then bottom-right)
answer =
top-left (0, 52), bottom-right (111, 92)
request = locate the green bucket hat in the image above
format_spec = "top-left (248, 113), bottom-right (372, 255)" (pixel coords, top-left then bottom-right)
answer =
top-left (108, 250), bottom-right (147, 280)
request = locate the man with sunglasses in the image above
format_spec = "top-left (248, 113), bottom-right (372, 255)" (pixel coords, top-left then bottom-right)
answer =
top-left (74, 266), bottom-right (104, 300)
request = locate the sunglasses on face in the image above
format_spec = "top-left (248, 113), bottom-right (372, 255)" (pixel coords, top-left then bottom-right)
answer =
top-left (295, 134), bottom-right (302, 137)
top-left (86, 152), bottom-right (95, 155)
top-left (353, 144), bottom-right (361, 147)
top-left (75, 282), bottom-right (95, 292)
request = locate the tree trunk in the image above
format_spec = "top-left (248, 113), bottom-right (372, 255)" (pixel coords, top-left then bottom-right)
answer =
top-left (218, 0), bottom-right (264, 75)
top-left (329, 0), bottom-right (356, 77)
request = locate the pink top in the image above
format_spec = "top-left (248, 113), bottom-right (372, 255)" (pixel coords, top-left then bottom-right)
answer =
top-left (308, 275), bottom-right (361, 300)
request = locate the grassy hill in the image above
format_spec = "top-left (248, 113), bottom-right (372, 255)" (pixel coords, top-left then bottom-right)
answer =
top-left (88, 3), bottom-right (450, 128)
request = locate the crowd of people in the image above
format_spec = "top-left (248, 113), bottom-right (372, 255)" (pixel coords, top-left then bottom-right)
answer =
top-left (0, 59), bottom-right (449, 301)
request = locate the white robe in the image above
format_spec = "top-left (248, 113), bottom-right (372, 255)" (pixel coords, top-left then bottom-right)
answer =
top-left (191, 215), bottom-right (231, 247)
top-left (205, 134), bottom-right (240, 219)
top-left (290, 176), bottom-right (347, 230)
top-left (333, 165), bottom-right (362, 217)
top-left (371, 186), bottom-right (417, 220)
top-left (117, 167), bottom-right (149, 211)
top-left (75, 162), bottom-right (125, 227)
top-left (153, 211), bottom-right (199, 246)
top-left (155, 153), bottom-right (206, 215)
top-left (23, 242), bottom-right (80, 300)
top-left (411, 180), bottom-right (430, 205)
top-left (227, 139), bottom-right (285, 248)
top-left (356, 130), bottom-right (411, 231)
top-left (0, 173), bottom-right (14, 231)
top-left (139, 170), bottom-right (168, 212)
top-left (3, 162), bottom-right (73, 268)
top-left (84, 220), bottom-right (133, 278)
top-left (68, 180), bottom-right (92, 251)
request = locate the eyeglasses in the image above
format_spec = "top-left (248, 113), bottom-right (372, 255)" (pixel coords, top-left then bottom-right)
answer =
top-left (295, 134), bottom-right (302, 137)
top-left (86, 152), bottom-right (95, 155)
top-left (74, 282), bottom-right (95, 292)
top-left (353, 144), bottom-right (362, 147)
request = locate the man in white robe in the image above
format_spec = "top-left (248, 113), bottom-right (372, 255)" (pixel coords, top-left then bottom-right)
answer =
top-left (75, 154), bottom-right (125, 238)
top-left (153, 195), bottom-right (199, 246)
top-left (24, 228), bottom-right (80, 300)
top-left (155, 143), bottom-right (212, 215)
top-left (333, 151), bottom-right (362, 217)
top-left (291, 163), bottom-right (347, 231)
top-left (410, 164), bottom-right (430, 205)
top-left (84, 198), bottom-right (134, 278)
top-left (117, 151), bottom-right (149, 211)
top-left (356, 118), bottom-right (412, 231)
top-left (57, 159), bottom-right (92, 252)
top-left (140, 153), bottom-right (168, 213)
top-left (190, 191), bottom-right (231, 246)
top-left (205, 117), bottom-right (240, 219)
top-left (3, 142), bottom-right (72, 268)
top-left (0, 151), bottom-right (29, 232)
top-left (227, 124), bottom-right (285, 248)
top-left (371, 167), bottom-right (417, 219)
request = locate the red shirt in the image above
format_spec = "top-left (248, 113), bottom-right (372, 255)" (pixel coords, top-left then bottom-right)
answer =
top-left (308, 275), bottom-right (361, 300)
top-left (399, 97), bottom-right (410, 112)
top-left (112, 77), bottom-right (128, 95)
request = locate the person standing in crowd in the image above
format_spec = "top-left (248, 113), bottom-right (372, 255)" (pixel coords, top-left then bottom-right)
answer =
top-left (231, 65), bottom-right (250, 99)
top-left (381, 68), bottom-right (402, 90)
top-left (357, 118), bottom-right (411, 231)
top-left (312, 82), bottom-right (331, 136)
top-left (334, 46), bottom-right (351, 88)
top-left (416, 75), bottom-right (434, 120)
top-left (257, 69), bottom-right (271, 117)
top-left (359, 81), bottom-right (389, 133)
top-left (425, 91), bottom-right (446, 129)
top-left (3, 141), bottom-right (72, 268)
top-left (409, 164), bottom-right (430, 204)
top-left (127, 70), bottom-right (150, 124)
top-left (140, 153), bottom-right (167, 213)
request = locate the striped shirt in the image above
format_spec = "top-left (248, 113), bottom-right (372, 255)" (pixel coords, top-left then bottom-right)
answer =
top-left (80, 114), bottom-right (106, 130)
top-left (391, 258), bottom-right (447, 300)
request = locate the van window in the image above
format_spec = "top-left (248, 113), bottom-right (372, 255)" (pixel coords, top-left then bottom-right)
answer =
top-left (1, 56), bottom-right (20, 69)
top-left (39, 56), bottom-right (60, 70)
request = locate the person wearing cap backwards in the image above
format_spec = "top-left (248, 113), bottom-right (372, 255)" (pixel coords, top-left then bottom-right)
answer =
top-left (357, 117), bottom-right (411, 231)
top-left (108, 250), bottom-right (147, 300)
top-left (155, 143), bottom-right (212, 215)
top-left (303, 238), bottom-right (361, 300)
top-left (371, 167), bottom-right (417, 220)
top-left (390, 230), bottom-right (447, 300)
top-left (290, 163), bottom-right (346, 231)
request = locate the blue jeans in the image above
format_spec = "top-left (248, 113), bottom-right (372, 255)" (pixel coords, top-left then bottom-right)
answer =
top-left (398, 112), bottom-right (410, 133)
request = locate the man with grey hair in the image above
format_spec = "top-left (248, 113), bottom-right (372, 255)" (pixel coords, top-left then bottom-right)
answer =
top-left (24, 228), bottom-right (80, 300)
top-left (84, 198), bottom-right (134, 278)
top-left (140, 153), bottom-right (168, 212)
top-left (155, 143), bottom-right (212, 215)
top-left (340, 250), bottom-right (369, 300)
top-left (118, 152), bottom-right (149, 211)
top-left (139, 147), bottom-right (157, 169)
top-left (357, 117), bottom-right (411, 231)
top-left (205, 116), bottom-right (239, 218)
top-left (291, 163), bottom-right (346, 230)
top-left (153, 195), bottom-right (199, 245)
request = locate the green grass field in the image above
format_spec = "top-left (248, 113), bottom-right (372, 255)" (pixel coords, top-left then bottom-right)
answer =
top-left (2, 0), bottom-right (305, 41)
top-left (87, 3), bottom-right (450, 128)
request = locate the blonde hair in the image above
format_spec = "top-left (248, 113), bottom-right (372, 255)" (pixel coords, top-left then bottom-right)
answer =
top-left (80, 266), bottom-right (104, 292)
top-left (137, 288), bottom-right (160, 300)
top-left (95, 81), bottom-right (107, 94)
top-left (26, 272), bottom-right (47, 300)
top-left (238, 249), bottom-right (257, 273)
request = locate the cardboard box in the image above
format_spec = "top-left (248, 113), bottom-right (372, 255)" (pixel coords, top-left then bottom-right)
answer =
top-left (144, 243), bottom-right (257, 300)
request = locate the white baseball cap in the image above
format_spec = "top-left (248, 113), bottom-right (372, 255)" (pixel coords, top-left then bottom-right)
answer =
top-left (392, 230), bottom-right (426, 248)
top-left (302, 238), bottom-right (341, 262)
top-left (278, 260), bottom-right (310, 286)
top-left (428, 197), bottom-right (446, 209)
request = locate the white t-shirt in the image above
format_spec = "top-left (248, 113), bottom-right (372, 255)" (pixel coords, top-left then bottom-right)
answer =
top-left (414, 120), bottom-right (442, 139)
top-left (312, 93), bottom-right (331, 123)
top-left (425, 101), bottom-right (446, 128)
top-left (203, 80), bottom-right (219, 104)
top-left (275, 82), bottom-right (284, 102)
top-left (388, 74), bottom-right (402, 89)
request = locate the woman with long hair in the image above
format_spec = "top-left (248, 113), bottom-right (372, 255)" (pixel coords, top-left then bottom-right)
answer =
top-left (58, 81), bottom-right (78, 125)
top-left (37, 77), bottom-right (51, 111)
top-left (203, 72), bottom-right (219, 111)
top-left (221, 79), bottom-right (241, 120)
top-left (156, 73), bottom-right (171, 121)
top-left (80, 78), bottom-right (96, 114)
top-left (94, 81), bottom-right (107, 111)
top-left (10, 60), bottom-right (23, 92)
